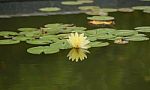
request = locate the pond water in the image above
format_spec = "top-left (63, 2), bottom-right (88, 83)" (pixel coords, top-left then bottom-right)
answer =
top-left (0, 11), bottom-right (150, 90)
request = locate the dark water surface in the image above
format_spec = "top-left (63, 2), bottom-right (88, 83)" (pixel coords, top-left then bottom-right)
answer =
top-left (0, 12), bottom-right (150, 90)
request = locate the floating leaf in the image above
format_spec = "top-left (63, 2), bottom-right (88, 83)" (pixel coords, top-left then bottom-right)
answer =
top-left (60, 26), bottom-right (86, 33)
top-left (39, 7), bottom-right (61, 12)
top-left (13, 36), bottom-right (32, 41)
top-left (125, 36), bottom-right (149, 41)
top-left (44, 46), bottom-right (60, 54)
top-left (87, 37), bottom-right (97, 41)
top-left (132, 6), bottom-right (150, 10)
top-left (57, 34), bottom-right (69, 39)
top-left (136, 29), bottom-right (150, 33)
top-left (40, 35), bottom-right (60, 42)
top-left (114, 30), bottom-right (138, 37)
top-left (97, 34), bottom-right (116, 40)
top-left (143, 9), bottom-right (150, 13)
top-left (26, 39), bottom-right (52, 45)
top-left (19, 31), bottom-right (40, 37)
top-left (50, 40), bottom-right (71, 49)
top-left (95, 28), bottom-right (116, 34)
top-left (27, 46), bottom-right (59, 54)
top-left (18, 28), bottom-right (38, 32)
top-left (41, 28), bottom-right (60, 35)
top-left (118, 8), bottom-right (134, 12)
top-left (89, 42), bottom-right (109, 48)
top-left (78, 6), bottom-right (100, 11)
top-left (134, 26), bottom-right (150, 30)
top-left (44, 23), bottom-right (64, 28)
top-left (100, 8), bottom-right (117, 13)
top-left (0, 31), bottom-right (18, 36)
top-left (87, 16), bottom-right (115, 21)
top-left (61, 1), bottom-right (84, 5)
top-left (79, 0), bottom-right (94, 4)
top-left (0, 39), bottom-right (20, 45)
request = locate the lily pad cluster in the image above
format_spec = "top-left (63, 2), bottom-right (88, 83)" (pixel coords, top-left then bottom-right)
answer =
top-left (0, 24), bottom-right (150, 55)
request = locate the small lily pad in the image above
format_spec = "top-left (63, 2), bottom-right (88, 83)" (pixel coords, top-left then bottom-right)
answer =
top-left (78, 6), bottom-right (100, 11)
top-left (0, 39), bottom-right (20, 45)
top-left (0, 31), bottom-right (18, 36)
top-left (143, 9), bottom-right (150, 13)
top-left (27, 46), bottom-right (59, 54)
top-left (87, 37), bottom-right (97, 41)
top-left (100, 8), bottom-right (117, 13)
top-left (87, 16), bottom-right (115, 21)
top-left (136, 29), bottom-right (150, 33)
top-left (50, 40), bottom-right (71, 49)
top-left (44, 23), bottom-right (64, 28)
top-left (114, 30), bottom-right (138, 37)
top-left (39, 7), bottom-right (61, 12)
top-left (89, 42), bottom-right (109, 48)
top-left (61, 1), bottom-right (84, 5)
top-left (13, 36), bottom-right (32, 41)
top-left (134, 26), bottom-right (150, 30)
top-left (26, 39), bottom-right (52, 45)
top-left (18, 28), bottom-right (38, 32)
top-left (79, 0), bottom-right (94, 4)
top-left (118, 8), bottom-right (134, 12)
top-left (132, 6), bottom-right (150, 10)
top-left (125, 36), bottom-right (149, 41)
top-left (97, 34), bottom-right (116, 40)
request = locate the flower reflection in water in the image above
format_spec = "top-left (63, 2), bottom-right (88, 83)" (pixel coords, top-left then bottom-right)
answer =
top-left (67, 48), bottom-right (90, 62)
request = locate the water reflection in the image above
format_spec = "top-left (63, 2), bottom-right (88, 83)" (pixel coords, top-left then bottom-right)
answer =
top-left (67, 48), bottom-right (90, 62)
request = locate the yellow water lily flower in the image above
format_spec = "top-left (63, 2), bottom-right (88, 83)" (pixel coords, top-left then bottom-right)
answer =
top-left (67, 48), bottom-right (90, 62)
top-left (67, 32), bottom-right (90, 49)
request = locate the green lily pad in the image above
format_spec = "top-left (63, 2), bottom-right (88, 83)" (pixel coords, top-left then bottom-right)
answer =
top-left (0, 39), bottom-right (20, 45)
top-left (79, 0), bottom-right (94, 4)
top-left (78, 6), bottom-right (100, 11)
top-left (27, 46), bottom-right (59, 54)
top-left (136, 29), bottom-right (150, 33)
top-left (89, 42), bottom-right (109, 48)
top-left (97, 34), bottom-right (116, 40)
top-left (85, 30), bottom-right (97, 36)
top-left (26, 39), bottom-right (52, 45)
top-left (39, 7), bottom-right (61, 12)
top-left (19, 31), bottom-right (40, 37)
top-left (114, 30), bottom-right (138, 37)
top-left (44, 23), bottom-right (64, 28)
top-left (131, 34), bottom-right (147, 37)
top-left (135, 26), bottom-right (150, 30)
top-left (57, 34), bottom-right (69, 39)
top-left (132, 6), bottom-right (150, 10)
top-left (61, 1), bottom-right (84, 5)
top-left (41, 28), bottom-right (60, 35)
top-left (13, 36), bottom-right (32, 41)
top-left (40, 35), bottom-right (60, 42)
top-left (87, 36), bottom-right (97, 41)
top-left (50, 40), bottom-right (71, 49)
top-left (44, 46), bottom-right (60, 54)
top-left (18, 28), bottom-right (38, 32)
top-left (143, 9), bottom-right (150, 13)
top-left (100, 8), bottom-right (117, 13)
top-left (60, 26), bottom-right (86, 33)
top-left (0, 31), bottom-right (18, 36)
top-left (87, 16), bottom-right (115, 21)
top-left (95, 28), bottom-right (116, 34)
top-left (118, 8), bottom-right (134, 12)
top-left (125, 36), bottom-right (149, 41)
